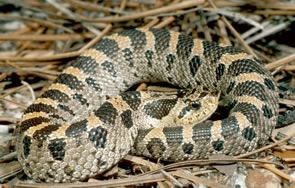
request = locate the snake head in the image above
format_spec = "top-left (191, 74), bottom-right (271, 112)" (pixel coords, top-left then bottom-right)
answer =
top-left (175, 86), bottom-right (220, 125)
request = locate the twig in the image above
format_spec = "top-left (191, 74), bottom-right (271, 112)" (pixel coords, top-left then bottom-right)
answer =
top-left (241, 21), bottom-right (270, 39)
top-left (261, 163), bottom-right (295, 182)
top-left (0, 51), bottom-right (81, 61)
top-left (65, 0), bottom-right (128, 14)
top-left (0, 96), bottom-right (27, 109)
top-left (0, 33), bottom-right (95, 41)
top-left (212, 8), bottom-right (264, 29)
top-left (265, 53), bottom-right (295, 70)
top-left (156, 6), bottom-right (204, 17)
top-left (0, 14), bottom-right (74, 33)
top-left (79, 0), bottom-right (205, 23)
top-left (21, 81), bottom-right (35, 102)
top-left (153, 16), bottom-right (175, 29)
top-left (160, 169), bottom-right (183, 187)
top-left (207, 0), bottom-right (256, 57)
top-left (173, 170), bottom-right (228, 188)
top-left (245, 22), bottom-right (290, 44)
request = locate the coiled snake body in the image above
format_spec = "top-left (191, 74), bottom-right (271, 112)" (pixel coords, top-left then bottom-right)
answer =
top-left (16, 28), bottom-right (279, 183)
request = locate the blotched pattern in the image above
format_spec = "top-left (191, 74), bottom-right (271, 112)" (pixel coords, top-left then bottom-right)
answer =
top-left (16, 28), bottom-right (279, 183)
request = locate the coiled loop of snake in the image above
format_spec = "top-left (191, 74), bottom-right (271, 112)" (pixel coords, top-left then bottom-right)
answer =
top-left (16, 28), bottom-right (279, 183)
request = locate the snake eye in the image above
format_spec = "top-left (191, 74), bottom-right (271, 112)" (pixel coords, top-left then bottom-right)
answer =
top-left (191, 101), bottom-right (201, 110)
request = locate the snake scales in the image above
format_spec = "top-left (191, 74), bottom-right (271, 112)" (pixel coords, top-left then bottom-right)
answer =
top-left (16, 28), bottom-right (279, 183)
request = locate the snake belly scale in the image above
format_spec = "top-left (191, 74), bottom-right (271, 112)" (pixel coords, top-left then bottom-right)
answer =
top-left (16, 28), bottom-right (279, 183)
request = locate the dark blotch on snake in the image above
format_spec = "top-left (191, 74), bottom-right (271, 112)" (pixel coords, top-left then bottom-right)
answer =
top-left (65, 119), bottom-right (88, 137)
top-left (56, 73), bottom-right (84, 91)
top-left (216, 63), bottom-right (225, 81)
top-left (25, 103), bottom-right (55, 114)
top-left (176, 34), bottom-right (194, 59)
top-left (146, 138), bottom-right (166, 158)
top-left (264, 78), bottom-right (276, 91)
top-left (192, 121), bottom-right (213, 143)
top-left (144, 99), bottom-right (177, 120)
top-left (262, 104), bottom-right (273, 118)
top-left (145, 50), bottom-right (154, 68)
top-left (48, 138), bottom-right (66, 161)
top-left (70, 56), bottom-right (98, 74)
top-left (101, 61), bottom-right (117, 77)
top-left (163, 127), bottom-right (183, 146)
top-left (233, 80), bottom-right (267, 101)
top-left (23, 136), bottom-right (31, 158)
top-left (120, 109), bottom-right (133, 129)
top-left (221, 116), bottom-right (239, 139)
top-left (121, 91), bottom-right (142, 111)
top-left (226, 81), bottom-right (236, 94)
top-left (228, 59), bottom-right (265, 76)
top-left (118, 29), bottom-right (147, 49)
top-left (122, 48), bottom-right (134, 67)
top-left (33, 124), bottom-right (61, 140)
top-left (73, 93), bottom-right (89, 107)
top-left (149, 28), bottom-right (171, 52)
top-left (85, 77), bottom-right (102, 92)
top-left (242, 127), bottom-right (256, 141)
top-left (189, 55), bottom-right (201, 77)
top-left (88, 126), bottom-right (108, 149)
top-left (93, 38), bottom-right (120, 58)
top-left (95, 102), bottom-right (118, 126)
top-left (212, 140), bottom-right (224, 151)
top-left (182, 143), bottom-right (194, 154)
top-left (57, 104), bottom-right (75, 116)
top-left (166, 54), bottom-right (176, 71)
top-left (41, 89), bottom-right (70, 103)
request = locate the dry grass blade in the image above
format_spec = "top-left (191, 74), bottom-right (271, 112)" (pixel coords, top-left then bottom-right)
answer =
top-left (0, 34), bottom-right (95, 41)
top-left (265, 53), bottom-right (295, 70)
top-left (0, 51), bottom-right (81, 61)
top-left (80, 0), bottom-right (205, 23)
top-left (172, 170), bottom-right (228, 188)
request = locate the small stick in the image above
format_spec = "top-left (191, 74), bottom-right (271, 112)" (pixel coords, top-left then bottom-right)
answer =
top-left (154, 16), bottom-right (175, 29)
top-left (173, 170), bottom-right (228, 188)
top-left (0, 14), bottom-right (73, 33)
top-left (217, 19), bottom-right (231, 45)
top-left (66, 0), bottom-right (127, 14)
top-left (265, 53), bottom-right (295, 70)
top-left (261, 163), bottom-right (295, 182)
top-left (0, 51), bottom-right (81, 61)
top-left (80, 0), bottom-right (205, 23)
top-left (245, 22), bottom-right (290, 44)
top-left (0, 33), bottom-right (95, 41)
top-left (207, 0), bottom-right (256, 57)
top-left (144, 18), bottom-right (160, 28)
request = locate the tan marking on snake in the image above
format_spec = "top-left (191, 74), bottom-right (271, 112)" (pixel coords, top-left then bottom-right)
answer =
top-left (25, 122), bottom-right (50, 137)
top-left (22, 112), bottom-right (49, 121)
top-left (211, 120), bottom-right (223, 141)
top-left (34, 98), bottom-right (56, 108)
top-left (220, 53), bottom-right (251, 66)
top-left (64, 67), bottom-right (85, 81)
top-left (235, 72), bottom-right (265, 83)
top-left (48, 83), bottom-right (73, 96)
top-left (49, 124), bottom-right (71, 138)
top-left (82, 48), bottom-right (109, 65)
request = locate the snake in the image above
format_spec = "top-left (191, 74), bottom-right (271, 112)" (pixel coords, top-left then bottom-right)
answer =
top-left (16, 28), bottom-right (279, 183)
